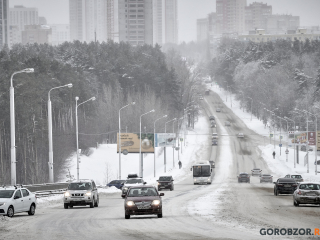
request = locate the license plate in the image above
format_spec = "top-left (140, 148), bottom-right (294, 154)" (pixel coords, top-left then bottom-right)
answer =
top-left (307, 193), bottom-right (316, 196)
top-left (137, 206), bottom-right (150, 209)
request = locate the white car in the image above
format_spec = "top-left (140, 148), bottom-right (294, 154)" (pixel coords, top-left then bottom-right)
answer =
top-left (0, 186), bottom-right (37, 217)
top-left (251, 168), bottom-right (262, 176)
top-left (293, 182), bottom-right (320, 207)
top-left (121, 178), bottom-right (147, 197)
top-left (238, 133), bottom-right (244, 138)
top-left (212, 133), bottom-right (218, 139)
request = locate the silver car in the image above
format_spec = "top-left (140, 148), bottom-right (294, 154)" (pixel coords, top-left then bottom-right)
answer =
top-left (64, 179), bottom-right (99, 209)
top-left (251, 168), bottom-right (262, 176)
top-left (293, 182), bottom-right (320, 207)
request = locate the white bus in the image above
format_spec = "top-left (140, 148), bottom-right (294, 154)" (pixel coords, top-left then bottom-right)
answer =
top-left (190, 161), bottom-right (213, 185)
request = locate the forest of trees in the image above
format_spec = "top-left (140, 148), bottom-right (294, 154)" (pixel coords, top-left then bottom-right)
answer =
top-left (210, 38), bottom-right (320, 131)
top-left (0, 41), bottom-right (204, 184)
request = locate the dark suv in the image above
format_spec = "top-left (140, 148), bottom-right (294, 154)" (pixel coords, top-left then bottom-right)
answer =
top-left (157, 176), bottom-right (174, 191)
top-left (123, 186), bottom-right (164, 219)
top-left (273, 178), bottom-right (298, 195)
top-left (237, 173), bottom-right (250, 183)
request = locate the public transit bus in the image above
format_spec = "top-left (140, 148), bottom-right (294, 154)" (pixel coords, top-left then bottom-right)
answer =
top-left (191, 161), bottom-right (213, 185)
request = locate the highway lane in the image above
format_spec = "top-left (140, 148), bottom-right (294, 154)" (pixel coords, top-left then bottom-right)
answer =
top-left (1, 91), bottom-right (320, 240)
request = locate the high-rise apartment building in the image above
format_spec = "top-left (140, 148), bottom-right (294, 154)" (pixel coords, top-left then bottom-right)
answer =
top-left (69, 0), bottom-right (109, 42)
top-left (216, 0), bottom-right (246, 35)
top-left (118, 0), bottom-right (153, 46)
top-left (164, 0), bottom-right (178, 44)
top-left (267, 14), bottom-right (300, 34)
top-left (245, 2), bottom-right (272, 33)
top-left (197, 18), bottom-right (208, 42)
top-left (0, 0), bottom-right (9, 49)
top-left (49, 24), bottom-right (70, 45)
top-left (153, 0), bottom-right (164, 45)
top-left (21, 25), bottom-right (52, 45)
top-left (9, 5), bottom-right (38, 47)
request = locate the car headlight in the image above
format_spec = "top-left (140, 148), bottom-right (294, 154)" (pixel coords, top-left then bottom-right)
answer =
top-left (123, 187), bottom-right (128, 191)
top-left (126, 201), bottom-right (135, 206)
top-left (194, 179), bottom-right (197, 181)
top-left (152, 200), bottom-right (160, 205)
top-left (0, 203), bottom-right (5, 206)
top-left (207, 178), bottom-right (211, 181)
top-left (85, 192), bottom-right (92, 196)
top-left (64, 192), bottom-right (70, 197)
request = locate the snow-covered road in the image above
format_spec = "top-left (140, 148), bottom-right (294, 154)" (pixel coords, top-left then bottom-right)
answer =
top-left (1, 90), bottom-right (320, 239)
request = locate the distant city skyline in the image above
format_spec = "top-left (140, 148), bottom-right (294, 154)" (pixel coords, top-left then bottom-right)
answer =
top-left (9, 0), bottom-right (320, 43)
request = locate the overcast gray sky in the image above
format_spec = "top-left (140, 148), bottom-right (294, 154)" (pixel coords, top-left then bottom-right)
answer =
top-left (10, 0), bottom-right (320, 43)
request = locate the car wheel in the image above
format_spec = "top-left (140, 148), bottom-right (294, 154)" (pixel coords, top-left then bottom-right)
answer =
top-left (69, 205), bottom-right (73, 208)
top-left (125, 214), bottom-right (130, 219)
top-left (64, 203), bottom-right (69, 209)
top-left (275, 189), bottom-right (278, 196)
top-left (28, 204), bottom-right (35, 215)
top-left (7, 206), bottom-right (14, 217)
top-left (157, 213), bottom-right (163, 218)
top-left (94, 196), bottom-right (99, 207)
top-left (90, 198), bottom-right (95, 208)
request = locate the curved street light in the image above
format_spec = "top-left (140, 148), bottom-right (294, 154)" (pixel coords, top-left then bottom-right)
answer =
top-left (284, 116), bottom-right (296, 168)
top-left (10, 68), bottom-right (34, 185)
top-left (48, 83), bottom-right (73, 183)
top-left (75, 96), bottom-right (96, 181)
top-left (118, 102), bottom-right (135, 180)
top-left (139, 109), bottom-right (155, 177)
top-left (153, 115), bottom-right (167, 177)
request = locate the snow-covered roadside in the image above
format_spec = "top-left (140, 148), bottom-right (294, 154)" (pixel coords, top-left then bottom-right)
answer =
top-left (210, 84), bottom-right (320, 181)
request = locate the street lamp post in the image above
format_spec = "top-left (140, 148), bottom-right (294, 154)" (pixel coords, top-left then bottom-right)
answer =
top-left (119, 102), bottom-right (135, 180)
top-left (248, 97), bottom-right (253, 121)
top-left (285, 116), bottom-right (296, 168)
top-left (164, 118), bottom-right (177, 173)
top-left (295, 108), bottom-right (309, 173)
top-left (139, 109), bottom-right (155, 178)
top-left (10, 68), bottom-right (34, 185)
top-left (75, 96), bottom-right (96, 181)
top-left (276, 116), bottom-right (288, 159)
top-left (304, 109), bottom-right (318, 175)
top-left (172, 119), bottom-right (177, 168)
top-left (153, 115), bottom-right (167, 177)
top-left (48, 83), bottom-right (73, 183)
top-left (265, 108), bottom-right (277, 149)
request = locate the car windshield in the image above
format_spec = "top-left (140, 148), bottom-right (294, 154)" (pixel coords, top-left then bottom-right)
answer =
top-left (127, 187), bottom-right (158, 197)
top-left (291, 175), bottom-right (302, 179)
top-left (193, 165), bottom-right (211, 177)
top-left (125, 179), bottom-right (143, 184)
top-left (240, 174), bottom-right (248, 176)
top-left (253, 169), bottom-right (260, 170)
top-left (68, 182), bottom-right (92, 190)
top-left (299, 184), bottom-right (320, 190)
top-left (159, 177), bottom-right (171, 181)
top-left (0, 190), bottom-right (14, 198)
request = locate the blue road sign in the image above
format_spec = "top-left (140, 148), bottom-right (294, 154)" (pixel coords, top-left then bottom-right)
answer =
top-left (279, 144), bottom-right (282, 147)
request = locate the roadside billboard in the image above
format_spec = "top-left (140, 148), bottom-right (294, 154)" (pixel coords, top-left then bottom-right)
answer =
top-left (155, 133), bottom-right (176, 147)
top-left (288, 131), bottom-right (315, 145)
top-left (117, 133), bottom-right (154, 153)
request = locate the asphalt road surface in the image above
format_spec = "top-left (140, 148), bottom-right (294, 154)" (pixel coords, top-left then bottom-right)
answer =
top-left (1, 91), bottom-right (319, 240)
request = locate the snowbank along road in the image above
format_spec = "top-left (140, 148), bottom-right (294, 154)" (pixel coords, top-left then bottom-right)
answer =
top-left (1, 91), bottom-right (320, 240)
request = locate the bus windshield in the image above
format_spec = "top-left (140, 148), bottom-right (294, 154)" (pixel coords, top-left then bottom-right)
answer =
top-left (193, 165), bottom-right (211, 177)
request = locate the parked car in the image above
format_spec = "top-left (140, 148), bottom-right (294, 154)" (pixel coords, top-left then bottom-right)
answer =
top-left (301, 145), bottom-right (313, 152)
top-left (225, 121), bottom-right (231, 126)
top-left (293, 182), bottom-right (320, 207)
top-left (238, 133), bottom-right (244, 138)
top-left (64, 179), bottom-right (99, 209)
top-left (216, 108), bottom-right (221, 112)
top-left (212, 133), bottom-right (218, 139)
top-left (107, 180), bottom-right (125, 189)
top-left (157, 176), bottom-right (174, 191)
top-left (121, 178), bottom-right (147, 197)
top-left (0, 186), bottom-right (37, 217)
top-left (209, 160), bottom-right (215, 168)
top-left (212, 140), bottom-right (218, 146)
top-left (209, 116), bottom-right (215, 121)
top-left (274, 178), bottom-right (298, 196)
top-left (284, 174), bottom-right (304, 182)
top-left (123, 186), bottom-right (164, 219)
top-left (237, 173), bottom-right (250, 183)
top-left (260, 174), bottom-right (273, 183)
top-left (251, 168), bottom-right (262, 176)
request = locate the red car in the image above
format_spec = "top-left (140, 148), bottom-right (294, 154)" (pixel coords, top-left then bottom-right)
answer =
top-left (122, 185), bottom-right (164, 219)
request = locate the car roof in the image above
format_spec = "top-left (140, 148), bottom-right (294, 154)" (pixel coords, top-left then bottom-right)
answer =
top-left (128, 185), bottom-right (156, 189)
top-left (239, 172), bottom-right (248, 174)
top-left (298, 182), bottom-right (319, 185)
top-left (159, 176), bottom-right (172, 177)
